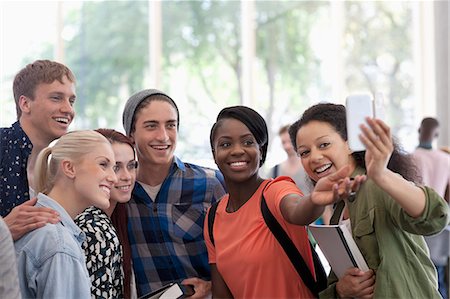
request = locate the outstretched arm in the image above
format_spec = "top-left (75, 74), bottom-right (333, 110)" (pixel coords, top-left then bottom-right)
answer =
top-left (281, 165), bottom-right (366, 225)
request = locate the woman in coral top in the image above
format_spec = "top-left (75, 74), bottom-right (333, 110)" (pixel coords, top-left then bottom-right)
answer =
top-left (205, 106), bottom-right (364, 298)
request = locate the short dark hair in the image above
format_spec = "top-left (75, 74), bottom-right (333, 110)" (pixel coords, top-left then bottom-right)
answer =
top-left (420, 117), bottom-right (439, 130)
top-left (13, 60), bottom-right (76, 119)
top-left (289, 103), bottom-right (420, 182)
top-left (210, 105), bottom-right (268, 166)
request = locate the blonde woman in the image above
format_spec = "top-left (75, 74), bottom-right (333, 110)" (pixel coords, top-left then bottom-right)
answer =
top-left (76, 129), bottom-right (137, 299)
top-left (14, 130), bottom-right (117, 298)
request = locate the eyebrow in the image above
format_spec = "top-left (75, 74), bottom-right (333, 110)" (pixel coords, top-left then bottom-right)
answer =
top-left (142, 119), bottom-right (177, 125)
top-left (217, 133), bottom-right (253, 140)
top-left (95, 156), bottom-right (111, 162)
top-left (297, 134), bottom-right (329, 148)
top-left (49, 91), bottom-right (76, 98)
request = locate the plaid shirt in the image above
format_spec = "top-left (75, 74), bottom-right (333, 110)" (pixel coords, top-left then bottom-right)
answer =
top-left (127, 156), bottom-right (226, 296)
top-left (0, 121), bottom-right (33, 217)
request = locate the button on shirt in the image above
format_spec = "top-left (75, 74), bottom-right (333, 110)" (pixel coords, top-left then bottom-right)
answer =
top-left (127, 156), bottom-right (226, 297)
top-left (14, 193), bottom-right (91, 298)
top-left (0, 121), bottom-right (33, 217)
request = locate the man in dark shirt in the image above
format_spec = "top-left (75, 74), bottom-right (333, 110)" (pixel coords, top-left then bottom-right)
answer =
top-left (0, 59), bottom-right (76, 240)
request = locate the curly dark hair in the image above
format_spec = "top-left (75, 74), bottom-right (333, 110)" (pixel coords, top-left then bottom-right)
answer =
top-left (289, 103), bottom-right (421, 183)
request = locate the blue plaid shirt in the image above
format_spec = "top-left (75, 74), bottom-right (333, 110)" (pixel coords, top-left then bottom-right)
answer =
top-left (127, 156), bottom-right (226, 296)
top-left (0, 121), bottom-right (33, 217)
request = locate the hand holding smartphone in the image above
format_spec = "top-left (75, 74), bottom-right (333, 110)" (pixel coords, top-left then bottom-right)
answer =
top-left (346, 94), bottom-right (374, 152)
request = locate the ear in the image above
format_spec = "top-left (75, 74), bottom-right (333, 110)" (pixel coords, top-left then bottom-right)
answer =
top-left (211, 149), bottom-right (217, 163)
top-left (18, 95), bottom-right (32, 115)
top-left (345, 140), bottom-right (353, 155)
top-left (61, 159), bottom-right (76, 179)
top-left (129, 133), bottom-right (135, 145)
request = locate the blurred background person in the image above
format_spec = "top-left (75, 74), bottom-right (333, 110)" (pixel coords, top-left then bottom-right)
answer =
top-left (412, 117), bottom-right (450, 299)
top-left (271, 124), bottom-right (314, 195)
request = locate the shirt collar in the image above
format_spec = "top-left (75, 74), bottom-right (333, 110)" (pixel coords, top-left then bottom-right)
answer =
top-left (418, 142), bottom-right (432, 150)
top-left (172, 155), bottom-right (186, 172)
top-left (347, 166), bottom-right (367, 203)
top-left (12, 121), bottom-right (33, 154)
top-left (36, 193), bottom-right (86, 243)
top-left (350, 165), bottom-right (366, 177)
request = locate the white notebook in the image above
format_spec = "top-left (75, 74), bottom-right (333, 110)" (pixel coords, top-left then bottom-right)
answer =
top-left (309, 223), bottom-right (369, 278)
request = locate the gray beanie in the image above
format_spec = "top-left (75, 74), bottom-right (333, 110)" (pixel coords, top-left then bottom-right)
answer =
top-left (122, 89), bottom-right (178, 136)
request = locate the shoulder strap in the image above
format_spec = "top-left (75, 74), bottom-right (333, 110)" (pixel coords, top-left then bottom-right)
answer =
top-left (207, 201), bottom-right (220, 246)
top-left (273, 164), bottom-right (279, 177)
top-left (260, 183), bottom-right (327, 296)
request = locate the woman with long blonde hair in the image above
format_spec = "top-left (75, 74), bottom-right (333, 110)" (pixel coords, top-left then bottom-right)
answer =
top-left (14, 130), bottom-right (117, 298)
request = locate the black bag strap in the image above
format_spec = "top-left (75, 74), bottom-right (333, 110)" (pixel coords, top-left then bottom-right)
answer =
top-left (207, 181), bottom-right (327, 296)
top-left (207, 200), bottom-right (220, 246)
top-left (260, 183), bottom-right (327, 297)
top-left (273, 164), bottom-right (279, 177)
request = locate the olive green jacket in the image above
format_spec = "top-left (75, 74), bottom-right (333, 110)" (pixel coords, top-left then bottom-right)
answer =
top-left (320, 167), bottom-right (449, 299)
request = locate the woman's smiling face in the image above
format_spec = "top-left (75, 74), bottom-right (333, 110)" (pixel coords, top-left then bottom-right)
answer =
top-left (295, 120), bottom-right (355, 182)
top-left (212, 118), bottom-right (261, 183)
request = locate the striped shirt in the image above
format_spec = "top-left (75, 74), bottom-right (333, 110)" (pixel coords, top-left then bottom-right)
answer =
top-left (127, 156), bottom-right (226, 297)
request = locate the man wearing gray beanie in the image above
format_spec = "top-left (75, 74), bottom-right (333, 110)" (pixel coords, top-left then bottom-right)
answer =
top-left (122, 89), bottom-right (226, 298)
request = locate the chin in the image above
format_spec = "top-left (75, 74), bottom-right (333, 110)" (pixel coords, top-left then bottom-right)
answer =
top-left (116, 196), bottom-right (131, 204)
top-left (96, 199), bottom-right (111, 210)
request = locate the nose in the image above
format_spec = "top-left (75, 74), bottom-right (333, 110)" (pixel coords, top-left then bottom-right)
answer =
top-left (309, 148), bottom-right (323, 163)
top-left (60, 98), bottom-right (74, 115)
top-left (230, 144), bottom-right (245, 156)
top-left (117, 168), bottom-right (132, 182)
top-left (107, 168), bottom-right (118, 185)
top-left (156, 127), bottom-right (169, 142)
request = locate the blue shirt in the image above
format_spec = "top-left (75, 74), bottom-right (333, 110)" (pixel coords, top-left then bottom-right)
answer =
top-left (127, 156), bottom-right (226, 296)
top-left (0, 121), bottom-right (33, 217)
top-left (14, 193), bottom-right (91, 298)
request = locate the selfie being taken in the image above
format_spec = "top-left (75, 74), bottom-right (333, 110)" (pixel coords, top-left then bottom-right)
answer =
top-left (1, 1), bottom-right (449, 299)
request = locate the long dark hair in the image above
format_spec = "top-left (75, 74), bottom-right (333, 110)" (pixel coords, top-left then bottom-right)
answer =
top-left (289, 103), bottom-right (420, 183)
top-left (95, 128), bottom-right (134, 299)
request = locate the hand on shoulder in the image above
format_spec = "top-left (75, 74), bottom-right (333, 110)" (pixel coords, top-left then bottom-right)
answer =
top-left (4, 197), bottom-right (60, 241)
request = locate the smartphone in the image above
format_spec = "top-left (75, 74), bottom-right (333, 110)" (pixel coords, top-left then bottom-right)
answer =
top-left (345, 94), bottom-right (374, 152)
top-left (138, 283), bottom-right (195, 299)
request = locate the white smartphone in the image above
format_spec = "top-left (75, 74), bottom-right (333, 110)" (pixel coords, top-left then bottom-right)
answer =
top-left (346, 94), bottom-right (374, 152)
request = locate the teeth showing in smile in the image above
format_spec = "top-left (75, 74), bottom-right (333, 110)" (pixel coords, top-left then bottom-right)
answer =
top-left (315, 163), bottom-right (332, 174)
top-left (100, 186), bottom-right (111, 196)
top-left (230, 161), bottom-right (247, 167)
top-left (115, 185), bottom-right (131, 191)
top-left (55, 117), bottom-right (69, 124)
top-left (151, 145), bottom-right (169, 150)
